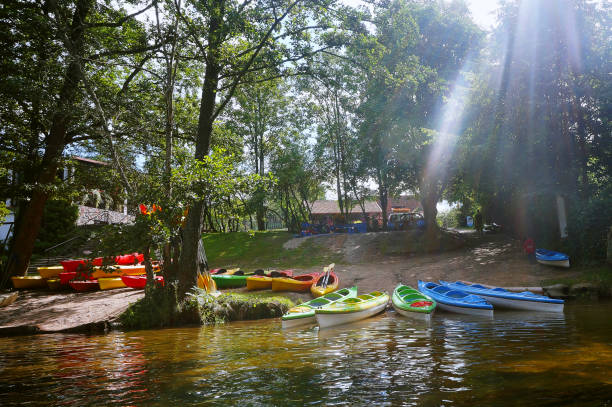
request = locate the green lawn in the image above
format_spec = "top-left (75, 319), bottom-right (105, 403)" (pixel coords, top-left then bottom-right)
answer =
top-left (541, 265), bottom-right (612, 293)
top-left (202, 231), bottom-right (343, 270)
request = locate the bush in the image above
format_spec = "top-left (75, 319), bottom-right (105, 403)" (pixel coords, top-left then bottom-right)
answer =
top-left (563, 186), bottom-right (612, 264)
top-left (34, 199), bottom-right (79, 253)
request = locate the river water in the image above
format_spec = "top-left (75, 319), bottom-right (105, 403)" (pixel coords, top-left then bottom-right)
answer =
top-left (1, 302), bottom-right (611, 406)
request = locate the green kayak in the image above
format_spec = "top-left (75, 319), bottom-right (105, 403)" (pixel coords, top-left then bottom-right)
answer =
top-left (391, 284), bottom-right (436, 319)
top-left (281, 287), bottom-right (358, 328)
top-left (212, 270), bottom-right (254, 289)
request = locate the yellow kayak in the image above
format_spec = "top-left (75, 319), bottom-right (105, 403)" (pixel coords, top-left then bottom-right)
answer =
top-left (310, 265), bottom-right (338, 298)
top-left (246, 275), bottom-right (272, 290)
top-left (12, 276), bottom-right (48, 289)
top-left (37, 266), bottom-right (64, 279)
top-left (46, 279), bottom-right (64, 290)
top-left (98, 277), bottom-right (127, 290)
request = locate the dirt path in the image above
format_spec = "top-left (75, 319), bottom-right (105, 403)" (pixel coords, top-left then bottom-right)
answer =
top-left (0, 233), bottom-right (582, 335)
top-left (291, 233), bottom-right (581, 295)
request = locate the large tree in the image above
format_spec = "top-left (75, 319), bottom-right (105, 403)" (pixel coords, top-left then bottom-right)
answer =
top-left (174, 0), bottom-right (356, 296)
top-left (0, 0), bottom-right (158, 283)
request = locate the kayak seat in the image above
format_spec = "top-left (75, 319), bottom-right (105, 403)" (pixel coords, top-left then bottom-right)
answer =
top-left (370, 291), bottom-right (383, 296)
top-left (358, 294), bottom-right (373, 300)
top-left (402, 294), bottom-right (422, 302)
top-left (433, 286), bottom-right (451, 294)
top-left (446, 290), bottom-right (468, 299)
top-left (325, 293), bottom-right (342, 301)
top-left (343, 298), bottom-right (361, 304)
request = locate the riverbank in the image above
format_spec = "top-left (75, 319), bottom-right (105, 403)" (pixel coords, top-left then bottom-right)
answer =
top-left (1, 232), bottom-right (607, 336)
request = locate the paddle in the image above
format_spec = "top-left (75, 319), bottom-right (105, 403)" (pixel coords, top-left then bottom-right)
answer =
top-left (322, 263), bottom-right (334, 289)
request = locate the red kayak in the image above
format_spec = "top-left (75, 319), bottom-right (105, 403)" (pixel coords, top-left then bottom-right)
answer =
top-left (69, 280), bottom-right (99, 292)
top-left (60, 260), bottom-right (87, 273)
top-left (59, 271), bottom-right (94, 285)
top-left (115, 253), bottom-right (144, 265)
top-left (121, 275), bottom-right (165, 289)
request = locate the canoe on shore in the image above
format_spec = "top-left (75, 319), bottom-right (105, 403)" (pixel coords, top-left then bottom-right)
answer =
top-left (440, 280), bottom-right (564, 312)
top-left (37, 266), bottom-right (64, 279)
top-left (315, 291), bottom-right (389, 329)
top-left (282, 287), bottom-right (358, 328)
top-left (11, 276), bottom-right (48, 289)
top-left (418, 281), bottom-right (493, 317)
top-left (98, 277), bottom-right (127, 290)
top-left (69, 280), bottom-right (99, 292)
top-left (392, 284), bottom-right (436, 319)
top-left (121, 275), bottom-right (165, 289)
top-left (246, 270), bottom-right (294, 291)
top-left (212, 271), bottom-right (254, 289)
top-left (271, 272), bottom-right (320, 292)
top-left (310, 271), bottom-right (339, 298)
top-left (536, 249), bottom-right (570, 268)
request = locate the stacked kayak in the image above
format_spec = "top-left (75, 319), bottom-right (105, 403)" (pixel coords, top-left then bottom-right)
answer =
top-left (392, 284), bottom-right (436, 319)
top-left (440, 280), bottom-right (564, 312)
top-left (282, 287), bottom-right (358, 328)
top-left (121, 275), bottom-right (165, 289)
top-left (98, 277), bottom-right (127, 290)
top-left (272, 272), bottom-right (320, 292)
top-left (418, 280), bottom-right (493, 317)
top-left (315, 291), bottom-right (389, 328)
top-left (11, 276), bottom-right (48, 289)
top-left (310, 264), bottom-right (338, 297)
top-left (69, 280), bottom-right (99, 292)
top-left (536, 249), bottom-right (570, 268)
top-left (212, 269), bottom-right (254, 289)
top-left (246, 270), bottom-right (293, 291)
top-left (37, 266), bottom-right (64, 279)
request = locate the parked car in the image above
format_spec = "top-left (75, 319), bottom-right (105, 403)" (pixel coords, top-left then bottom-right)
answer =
top-left (388, 212), bottom-right (425, 230)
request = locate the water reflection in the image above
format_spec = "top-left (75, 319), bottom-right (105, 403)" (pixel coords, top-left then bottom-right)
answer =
top-left (0, 303), bottom-right (610, 406)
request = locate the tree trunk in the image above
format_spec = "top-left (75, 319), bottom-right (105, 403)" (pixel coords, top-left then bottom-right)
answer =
top-left (177, 8), bottom-right (221, 296)
top-left (3, 0), bottom-right (93, 284)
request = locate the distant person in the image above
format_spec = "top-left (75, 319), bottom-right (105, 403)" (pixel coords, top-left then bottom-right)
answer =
top-left (474, 209), bottom-right (483, 237)
top-left (523, 237), bottom-right (536, 263)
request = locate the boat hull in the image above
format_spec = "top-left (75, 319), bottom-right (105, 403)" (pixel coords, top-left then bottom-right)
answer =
top-left (11, 276), bottom-right (48, 289)
top-left (121, 275), bottom-right (164, 289)
top-left (479, 294), bottom-right (563, 312)
top-left (69, 280), bottom-right (99, 292)
top-left (37, 266), bottom-right (64, 279)
top-left (246, 276), bottom-right (272, 290)
top-left (436, 302), bottom-right (493, 316)
top-left (536, 259), bottom-right (570, 268)
top-left (393, 306), bottom-right (432, 320)
top-left (316, 301), bottom-right (387, 329)
top-left (46, 279), bottom-right (65, 290)
top-left (282, 314), bottom-right (316, 329)
top-left (212, 274), bottom-right (248, 289)
top-left (98, 277), bottom-right (127, 290)
top-left (272, 273), bottom-right (319, 292)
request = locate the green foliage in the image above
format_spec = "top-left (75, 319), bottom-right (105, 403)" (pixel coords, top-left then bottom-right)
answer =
top-left (437, 207), bottom-right (463, 229)
top-left (0, 202), bottom-right (9, 224)
top-left (119, 283), bottom-right (201, 330)
top-left (563, 186), bottom-right (612, 263)
top-left (541, 265), bottom-right (612, 298)
top-left (34, 200), bottom-right (78, 253)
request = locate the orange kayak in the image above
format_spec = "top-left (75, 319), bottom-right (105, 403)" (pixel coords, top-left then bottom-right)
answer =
top-left (90, 264), bottom-right (159, 279)
top-left (271, 272), bottom-right (320, 292)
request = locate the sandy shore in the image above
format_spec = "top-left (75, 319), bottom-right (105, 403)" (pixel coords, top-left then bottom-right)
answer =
top-left (0, 233), bottom-right (582, 336)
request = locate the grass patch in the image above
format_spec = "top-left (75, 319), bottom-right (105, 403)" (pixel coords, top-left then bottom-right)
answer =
top-left (189, 289), bottom-right (294, 324)
top-left (202, 231), bottom-right (342, 269)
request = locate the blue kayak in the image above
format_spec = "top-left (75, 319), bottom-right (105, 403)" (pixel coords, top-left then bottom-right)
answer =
top-left (536, 249), bottom-right (570, 268)
top-left (418, 280), bottom-right (493, 316)
top-left (440, 280), bottom-right (564, 312)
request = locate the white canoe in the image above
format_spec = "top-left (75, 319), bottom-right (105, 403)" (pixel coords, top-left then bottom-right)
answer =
top-left (315, 291), bottom-right (389, 329)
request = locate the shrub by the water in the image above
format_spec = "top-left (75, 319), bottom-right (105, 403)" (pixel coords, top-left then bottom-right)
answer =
top-left (119, 285), bottom-right (295, 330)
